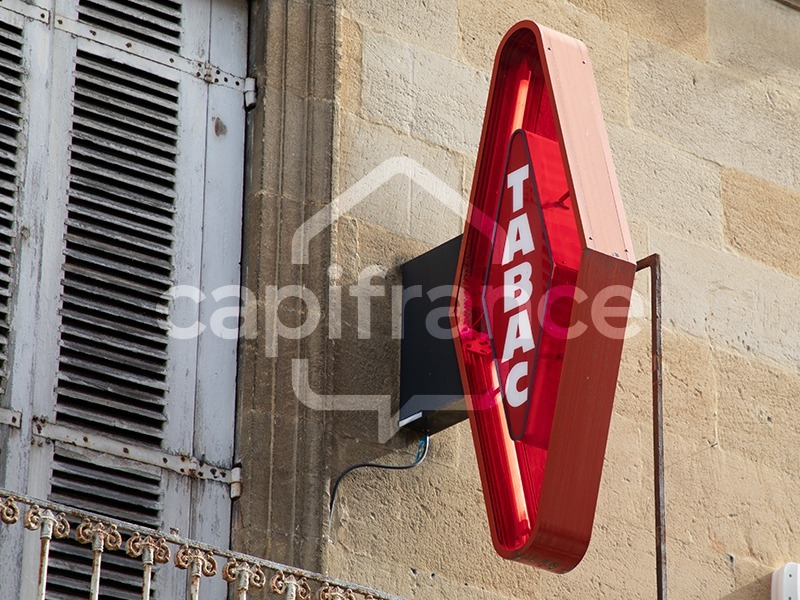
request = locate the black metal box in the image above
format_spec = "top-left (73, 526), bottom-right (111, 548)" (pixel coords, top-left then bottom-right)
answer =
top-left (399, 236), bottom-right (467, 434)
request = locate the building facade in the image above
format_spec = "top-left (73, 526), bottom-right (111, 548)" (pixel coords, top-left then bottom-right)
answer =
top-left (1, 0), bottom-right (799, 598)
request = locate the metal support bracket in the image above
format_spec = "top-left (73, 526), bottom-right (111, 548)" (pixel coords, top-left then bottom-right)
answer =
top-left (53, 17), bottom-right (247, 92)
top-left (30, 419), bottom-right (242, 497)
top-left (636, 253), bottom-right (666, 600)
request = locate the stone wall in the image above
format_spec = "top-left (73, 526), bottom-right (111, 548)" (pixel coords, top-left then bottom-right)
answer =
top-left (237, 0), bottom-right (800, 598)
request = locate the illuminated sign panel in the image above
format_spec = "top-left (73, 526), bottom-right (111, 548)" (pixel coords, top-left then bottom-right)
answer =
top-left (452, 21), bottom-right (636, 572)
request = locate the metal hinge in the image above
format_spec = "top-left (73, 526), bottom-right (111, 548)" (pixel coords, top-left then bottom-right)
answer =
top-left (244, 77), bottom-right (257, 110)
top-left (30, 418), bottom-right (242, 498)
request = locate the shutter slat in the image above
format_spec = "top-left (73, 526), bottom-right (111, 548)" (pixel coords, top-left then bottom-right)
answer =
top-left (79, 1), bottom-right (182, 36)
top-left (65, 224), bottom-right (173, 267)
top-left (60, 307), bottom-right (169, 346)
top-left (72, 130), bottom-right (178, 172)
top-left (69, 176), bottom-right (176, 215)
top-left (70, 157), bottom-right (177, 200)
top-left (60, 337), bottom-right (166, 373)
top-left (75, 52), bottom-right (181, 100)
top-left (71, 143), bottom-right (177, 183)
top-left (64, 243), bottom-right (173, 284)
top-left (57, 371), bottom-right (165, 408)
top-left (0, 160), bottom-right (20, 178)
top-left (59, 319), bottom-right (169, 361)
top-left (64, 271), bottom-right (171, 314)
top-left (51, 452), bottom-right (162, 496)
top-left (56, 386), bottom-right (167, 423)
top-left (72, 100), bottom-right (178, 145)
top-left (61, 292), bottom-right (170, 332)
top-left (74, 87), bottom-right (179, 129)
top-left (77, 1), bottom-right (182, 52)
top-left (58, 355), bottom-right (168, 391)
top-left (74, 68), bottom-right (180, 112)
top-left (67, 200), bottom-right (175, 241)
top-left (55, 404), bottom-right (167, 440)
top-left (49, 486), bottom-right (161, 525)
top-left (72, 116), bottom-right (178, 158)
top-left (91, 0), bottom-right (183, 22)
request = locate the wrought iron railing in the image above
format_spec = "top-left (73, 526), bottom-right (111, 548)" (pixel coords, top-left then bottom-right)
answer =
top-left (0, 488), bottom-right (403, 600)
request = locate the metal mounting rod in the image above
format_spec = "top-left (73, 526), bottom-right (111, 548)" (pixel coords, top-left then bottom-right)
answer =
top-left (636, 253), bottom-right (666, 600)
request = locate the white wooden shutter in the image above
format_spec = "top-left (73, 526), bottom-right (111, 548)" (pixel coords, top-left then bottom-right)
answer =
top-left (0, 0), bottom-right (248, 598)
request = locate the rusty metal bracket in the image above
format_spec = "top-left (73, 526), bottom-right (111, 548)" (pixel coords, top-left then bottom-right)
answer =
top-left (53, 17), bottom-right (247, 92)
top-left (636, 253), bottom-right (666, 600)
top-left (31, 419), bottom-right (242, 496)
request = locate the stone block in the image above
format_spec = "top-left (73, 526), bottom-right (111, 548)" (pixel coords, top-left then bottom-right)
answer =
top-left (342, 0), bottom-right (460, 58)
top-left (608, 123), bottom-right (723, 246)
top-left (629, 38), bottom-right (800, 191)
top-left (570, 0), bottom-right (708, 59)
top-left (336, 112), bottom-right (466, 245)
top-left (722, 170), bottom-right (800, 279)
top-left (597, 413), bottom-right (652, 530)
top-left (665, 445), bottom-right (800, 568)
top-left (650, 228), bottom-right (800, 370)
top-left (361, 30), bottom-right (416, 132)
top-left (456, 0), bottom-right (630, 125)
top-left (708, 0), bottom-right (800, 82)
top-left (338, 16), bottom-right (363, 113)
top-left (663, 330), bottom-right (718, 446)
top-left (361, 27), bottom-right (490, 155)
top-left (614, 315), bottom-right (652, 424)
top-left (714, 347), bottom-right (800, 476)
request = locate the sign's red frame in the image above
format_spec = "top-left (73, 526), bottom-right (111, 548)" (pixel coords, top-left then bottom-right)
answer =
top-left (451, 21), bottom-right (636, 572)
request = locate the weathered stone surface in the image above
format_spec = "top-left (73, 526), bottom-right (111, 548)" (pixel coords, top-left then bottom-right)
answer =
top-left (361, 27), bottom-right (490, 155)
top-left (722, 170), bottom-right (800, 278)
top-left (651, 228), bottom-right (800, 370)
top-left (598, 412), bottom-right (652, 530)
top-left (629, 38), bottom-right (800, 191)
top-left (236, 0), bottom-right (337, 578)
top-left (338, 16), bottom-right (363, 113)
top-left (708, 0), bottom-right (800, 82)
top-left (608, 123), bottom-right (723, 246)
top-left (665, 442), bottom-right (800, 568)
top-left (728, 555), bottom-right (773, 600)
top-left (569, 0), bottom-right (708, 59)
top-left (714, 347), bottom-right (800, 475)
top-left (456, 0), bottom-right (630, 125)
top-left (326, 431), bottom-right (662, 599)
top-left (342, 0), bottom-right (460, 58)
top-left (336, 113), bottom-right (466, 244)
top-left (666, 538), bottom-right (733, 598)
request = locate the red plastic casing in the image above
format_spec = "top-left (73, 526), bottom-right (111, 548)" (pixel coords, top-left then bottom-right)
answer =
top-left (451, 21), bottom-right (636, 572)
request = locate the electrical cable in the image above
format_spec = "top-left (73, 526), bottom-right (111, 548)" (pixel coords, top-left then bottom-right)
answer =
top-left (329, 435), bottom-right (430, 517)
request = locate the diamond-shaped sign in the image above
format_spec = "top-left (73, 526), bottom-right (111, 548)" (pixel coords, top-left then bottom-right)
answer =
top-left (451, 21), bottom-right (636, 572)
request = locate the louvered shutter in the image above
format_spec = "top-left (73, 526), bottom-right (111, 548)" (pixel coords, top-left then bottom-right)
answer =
top-left (0, 1), bottom-right (248, 598)
top-left (0, 15), bottom-right (25, 401)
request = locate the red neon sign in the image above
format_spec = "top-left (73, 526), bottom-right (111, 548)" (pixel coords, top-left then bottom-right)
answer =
top-left (452, 21), bottom-right (636, 572)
